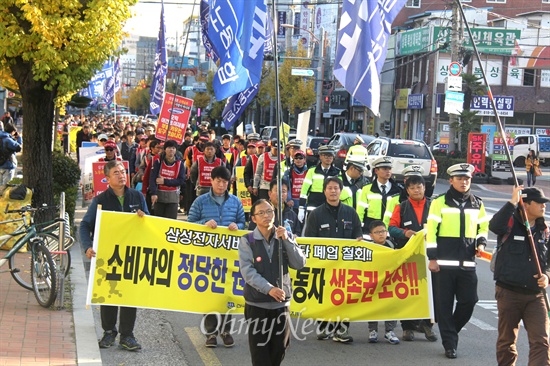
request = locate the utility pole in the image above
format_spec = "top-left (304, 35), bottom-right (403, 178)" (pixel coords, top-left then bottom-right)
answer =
top-left (315, 28), bottom-right (324, 133)
top-left (448, 0), bottom-right (460, 152)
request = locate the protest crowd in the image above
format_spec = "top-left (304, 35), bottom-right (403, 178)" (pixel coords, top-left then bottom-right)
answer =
top-left (73, 115), bottom-right (550, 366)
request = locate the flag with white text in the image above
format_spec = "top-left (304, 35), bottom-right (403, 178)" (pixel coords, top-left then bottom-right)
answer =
top-left (333, 0), bottom-right (406, 116)
top-left (209, 0), bottom-right (267, 101)
top-left (103, 58), bottom-right (121, 106)
top-left (150, 0), bottom-right (168, 115)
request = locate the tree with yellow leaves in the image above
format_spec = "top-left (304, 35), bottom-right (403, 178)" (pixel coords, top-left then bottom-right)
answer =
top-left (0, 0), bottom-right (137, 210)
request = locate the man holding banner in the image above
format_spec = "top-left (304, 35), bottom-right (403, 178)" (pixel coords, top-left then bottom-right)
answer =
top-left (305, 177), bottom-right (363, 343)
top-left (80, 160), bottom-right (149, 352)
top-left (187, 166), bottom-right (246, 348)
top-left (239, 199), bottom-right (306, 366)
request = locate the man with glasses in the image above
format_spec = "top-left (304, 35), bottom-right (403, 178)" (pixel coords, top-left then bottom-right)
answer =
top-left (305, 177), bottom-right (363, 343)
top-left (99, 140), bottom-right (121, 162)
top-left (239, 198), bottom-right (306, 366)
top-left (248, 180), bottom-right (301, 236)
top-left (340, 157), bottom-right (368, 211)
top-left (298, 145), bottom-right (341, 223)
top-left (80, 160), bottom-right (149, 352)
top-left (187, 166), bottom-right (246, 348)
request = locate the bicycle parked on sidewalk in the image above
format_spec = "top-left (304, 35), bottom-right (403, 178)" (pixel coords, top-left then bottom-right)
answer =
top-left (0, 205), bottom-right (70, 307)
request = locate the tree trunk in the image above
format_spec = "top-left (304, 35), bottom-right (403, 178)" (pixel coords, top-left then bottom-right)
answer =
top-left (10, 60), bottom-right (56, 221)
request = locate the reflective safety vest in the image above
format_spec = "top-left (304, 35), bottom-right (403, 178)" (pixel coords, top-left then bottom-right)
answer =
top-left (263, 152), bottom-right (283, 182)
top-left (290, 169), bottom-right (307, 200)
top-left (358, 184), bottom-right (400, 223)
top-left (158, 160), bottom-right (182, 192)
top-left (198, 157), bottom-right (222, 187)
top-left (340, 186), bottom-right (362, 211)
top-left (345, 144), bottom-right (369, 165)
top-left (426, 193), bottom-right (489, 269)
top-left (382, 195), bottom-right (401, 227)
top-left (300, 165), bottom-right (341, 210)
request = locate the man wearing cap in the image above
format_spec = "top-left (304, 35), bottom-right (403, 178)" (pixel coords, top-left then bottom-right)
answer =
top-left (357, 157), bottom-right (402, 232)
top-left (340, 157), bottom-right (368, 211)
top-left (190, 141), bottom-right (224, 196)
top-left (271, 139), bottom-right (303, 183)
top-left (388, 166), bottom-right (438, 342)
top-left (283, 150), bottom-right (308, 212)
top-left (253, 139), bottom-right (285, 200)
top-left (97, 133), bottom-right (109, 147)
top-left (149, 140), bottom-right (186, 219)
top-left (99, 140), bottom-right (122, 162)
top-left (344, 135), bottom-right (369, 169)
top-left (489, 186), bottom-right (550, 365)
top-left (298, 145), bottom-right (341, 223)
top-left (426, 163), bottom-right (488, 359)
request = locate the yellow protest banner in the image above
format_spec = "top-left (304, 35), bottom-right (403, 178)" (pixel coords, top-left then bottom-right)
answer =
top-left (279, 122), bottom-right (291, 146)
top-left (234, 166), bottom-right (252, 213)
top-left (87, 211), bottom-right (433, 321)
top-left (69, 127), bottom-right (81, 153)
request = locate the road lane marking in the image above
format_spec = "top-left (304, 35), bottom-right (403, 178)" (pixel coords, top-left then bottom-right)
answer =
top-left (469, 316), bottom-right (497, 331)
top-left (185, 327), bottom-right (222, 366)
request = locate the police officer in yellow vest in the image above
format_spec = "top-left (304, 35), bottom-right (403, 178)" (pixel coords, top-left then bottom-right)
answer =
top-left (344, 135), bottom-right (369, 169)
top-left (426, 163), bottom-right (488, 360)
top-left (298, 145), bottom-right (341, 223)
top-left (357, 156), bottom-right (402, 233)
top-left (340, 157), bottom-right (368, 210)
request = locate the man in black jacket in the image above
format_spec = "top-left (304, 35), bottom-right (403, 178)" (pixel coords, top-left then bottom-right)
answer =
top-left (80, 160), bottom-right (149, 352)
top-left (305, 177), bottom-right (363, 343)
top-left (489, 186), bottom-right (550, 366)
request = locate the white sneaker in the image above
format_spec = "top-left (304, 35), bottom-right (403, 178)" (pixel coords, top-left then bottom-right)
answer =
top-left (385, 330), bottom-right (400, 345)
top-left (368, 330), bottom-right (378, 343)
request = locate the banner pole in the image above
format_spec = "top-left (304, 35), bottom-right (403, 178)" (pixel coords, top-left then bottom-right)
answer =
top-left (456, 0), bottom-right (550, 313)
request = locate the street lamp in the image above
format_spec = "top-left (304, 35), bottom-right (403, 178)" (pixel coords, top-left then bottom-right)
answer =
top-left (280, 24), bottom-right (325, 134)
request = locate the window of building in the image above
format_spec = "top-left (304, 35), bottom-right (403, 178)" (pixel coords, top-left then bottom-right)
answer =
top-left (543, 0), bottom-right (550, 4)
top-left (406, 0), bottom-right (421, 8)
top-left (486, 0), bottom-right (506, 3)
top-left (523, 69), bottom-right (535, 86)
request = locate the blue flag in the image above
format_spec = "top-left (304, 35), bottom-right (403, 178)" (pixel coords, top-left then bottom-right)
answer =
top-left (200, 0), bottom-right (219, 62)
top-left (222, 84), bottom-right (259, 129)
top-left (150, 0), bottom-right (168, 115)
top-left (333, 0), bottom-right (406, 116)
top-left (209, 0), bottom-right (266, 101)
top-left (103, 58), bottom-right (121, 106)
top-left (80, 60), bottom-right (114, 99)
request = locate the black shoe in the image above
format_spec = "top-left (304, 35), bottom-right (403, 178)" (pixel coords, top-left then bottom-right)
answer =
top-left (119, 336), bottom-right (142, 351)
top-left (98, 330), bottom-right (117, 348)
top-left (445, 349), bottom-right (457, 359)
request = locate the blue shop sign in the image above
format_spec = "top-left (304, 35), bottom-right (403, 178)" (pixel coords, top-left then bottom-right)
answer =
top-left (408, 94), bottom-right (424, 109)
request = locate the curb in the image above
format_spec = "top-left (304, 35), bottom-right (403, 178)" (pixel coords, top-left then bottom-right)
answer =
top-left (71, 244), bottom-right (103, 365)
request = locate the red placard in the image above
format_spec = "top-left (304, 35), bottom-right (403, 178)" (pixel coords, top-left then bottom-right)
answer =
top-left (155, 92), bottom-right (194, 144)
top-left (467, 133), bottom-right (487, 174)
top-left (92, 161), bottom-right (130, 197)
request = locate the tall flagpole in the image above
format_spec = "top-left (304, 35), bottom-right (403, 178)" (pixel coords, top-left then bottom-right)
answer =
top-left (269, 0), bottom-right (285, 290)
top-left (455, 0), bottom-right (550, 314)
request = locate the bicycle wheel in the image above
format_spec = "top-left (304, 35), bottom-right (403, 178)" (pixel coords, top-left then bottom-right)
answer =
top-left (31, 242), bottom-right (57, 308)
top-left (37, 233), bottom-right (71, 277)
top-left (8, 244), bottom-right (33, 290)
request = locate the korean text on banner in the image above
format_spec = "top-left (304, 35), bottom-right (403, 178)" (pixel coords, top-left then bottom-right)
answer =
top-left (87, 212), bottom-right (433, 322)
top-left (155, 92), bottom-right (193, 144)
top-left (334, 0), bottom-right (407, 116)
top-left (208, 0), bottom-right (266, 100)
top-left (235, 166), bottom-right (252, 213)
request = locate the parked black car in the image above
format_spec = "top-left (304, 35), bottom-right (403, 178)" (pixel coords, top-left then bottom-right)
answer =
top-left (326, 132), bottom-right (375, 169)
top-left (305, 135), bottom-right (330, 167)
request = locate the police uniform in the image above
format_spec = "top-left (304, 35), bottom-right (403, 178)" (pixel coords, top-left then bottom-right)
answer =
top-left (298, 145), bottom-right (341, 220)
top-left (426, 163), bottom-right (488, 359)
top-left (357, 157), bottom-right (402, 232)
top-left (339, 158), bottom-right (368, 211)
top-left (344, 135), bottom-right (369, 168)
